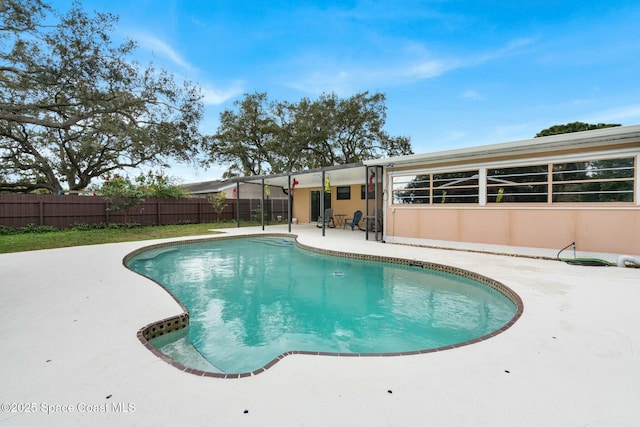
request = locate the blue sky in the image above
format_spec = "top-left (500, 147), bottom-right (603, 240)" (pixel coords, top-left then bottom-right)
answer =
top-left (50, 0), bottom-right (640, 181)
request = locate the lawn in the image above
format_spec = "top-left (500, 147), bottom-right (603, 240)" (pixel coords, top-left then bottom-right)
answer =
top-left (0, 223), bottom-right (247, 254)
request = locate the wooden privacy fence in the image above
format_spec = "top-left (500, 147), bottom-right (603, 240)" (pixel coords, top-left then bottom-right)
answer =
top-left (0, 194), bottom-right (290, 229)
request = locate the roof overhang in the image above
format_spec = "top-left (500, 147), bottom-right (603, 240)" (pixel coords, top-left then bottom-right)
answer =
top-left (364, 125), bottom-right (640, 169)
top-left (232, 162), bottom-right (370, 189)
top-left (194, 125), bottom-right (640, 191)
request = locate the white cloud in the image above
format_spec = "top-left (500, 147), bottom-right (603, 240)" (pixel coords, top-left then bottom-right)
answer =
top-left (400, 37), bottom-right (536, 81)
top-left (135, 33), bottom-right (195, 71)
top-left (129, 32), bottom-right (243, 107)
top-left (285, 36), bottom-right (536, 95)
top-left (406, 59), bottom-right (451, 79)
top-left (201, 81), bottom-right (245, 106)
top-left (583, 104), bottom-right (640, 124)
top-left (285, 54), bottom-right (455, 96)
top-left (285, 68), bottom-right (362, 96)
top-left (473, 37), bottom-right (537, 64)
top-left (460, 89), bottom-right (483, 100)
top-left (503, 37), bottom-right (537, 53)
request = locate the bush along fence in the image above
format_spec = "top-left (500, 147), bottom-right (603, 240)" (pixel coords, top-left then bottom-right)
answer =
top-left (0, 194), bottom-right (290, 229)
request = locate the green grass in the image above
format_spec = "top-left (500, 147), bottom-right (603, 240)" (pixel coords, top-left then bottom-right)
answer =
top-left (0, 222), bottom-right (253, 254)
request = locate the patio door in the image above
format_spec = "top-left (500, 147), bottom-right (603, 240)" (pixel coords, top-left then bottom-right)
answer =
top-left (310, 190), bottom-right (332, 221)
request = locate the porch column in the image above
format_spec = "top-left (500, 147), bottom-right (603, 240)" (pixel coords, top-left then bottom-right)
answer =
top-left (261, 177), bottom-right (265, 230)
top-left (287, 175), bottom-right (292, 232)
top-left (365, 166), bottom-right (369, 240)
top-left (236, 180), bottom-right (240, 227)
top-left (321, 170), bottom-right (326, 236)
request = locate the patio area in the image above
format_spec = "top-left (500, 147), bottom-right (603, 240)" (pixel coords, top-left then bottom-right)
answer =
top-left (1, 224), bottom-right (639, 426)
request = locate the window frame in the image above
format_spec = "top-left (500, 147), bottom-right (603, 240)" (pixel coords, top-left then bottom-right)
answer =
top-left (390, 155), bottom-right (636, 206)
top-left (391, 169), bottom-right (480, 205)
top-left (551, 158), bottom-right (635, 203)
top-left (336, 186), bottom-right (351, 200)
top-left (486, 164), bottom-right (549, 204)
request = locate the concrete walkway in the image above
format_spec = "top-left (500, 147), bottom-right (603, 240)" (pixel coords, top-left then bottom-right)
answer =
top-left (1, 225), bottom-right (639, 426)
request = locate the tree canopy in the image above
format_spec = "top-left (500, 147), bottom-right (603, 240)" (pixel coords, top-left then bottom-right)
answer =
top-left (535, 121), bottom-right (621, 137)
top-left (207, 91), bottom-right (412, 177)
top-left (0, 0), bottom-right (205, 193)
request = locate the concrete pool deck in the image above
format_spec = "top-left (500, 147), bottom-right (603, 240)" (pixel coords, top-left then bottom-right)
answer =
top-left (1, 224), bottom-right (639, 426)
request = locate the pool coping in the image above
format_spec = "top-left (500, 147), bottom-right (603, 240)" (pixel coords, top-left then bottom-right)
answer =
top-left (124, 233), bottom-right (524, 379)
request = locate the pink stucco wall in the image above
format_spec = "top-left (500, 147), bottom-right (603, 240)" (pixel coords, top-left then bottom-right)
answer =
top-left (386, 207), bottom-right (640, 255)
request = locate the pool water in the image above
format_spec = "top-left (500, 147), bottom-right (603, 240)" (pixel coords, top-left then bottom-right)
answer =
top-left (128, 237), bottom-right (517, 374)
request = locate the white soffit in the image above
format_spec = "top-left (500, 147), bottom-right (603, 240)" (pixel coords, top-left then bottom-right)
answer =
top-left (236, 163), bottom-right (369, 189)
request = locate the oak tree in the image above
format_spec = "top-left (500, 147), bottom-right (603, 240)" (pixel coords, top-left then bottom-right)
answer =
top-left (535, 121), bottom-right (620, 137)
top-left (208, 91), bottom-right (412, 177)
top-left (0, 0), bottom-right (205, 193)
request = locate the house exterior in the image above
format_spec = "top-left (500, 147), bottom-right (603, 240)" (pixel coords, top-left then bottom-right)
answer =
top-left (364, 124), bottom-right (640, 256)
top-left (287, 164), bottom-right (380, 226)
top-left (213, 125), bottom-right (639, 256)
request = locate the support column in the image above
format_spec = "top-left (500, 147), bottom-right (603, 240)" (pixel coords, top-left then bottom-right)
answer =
top-left (236, 181), bottom-right (240, 227)
top-left (287, 175), bottom-right (292, 233)
top-left (261, 178), bottom-right (265, 230)
top-left (321, 170), bottom-right (326, 236)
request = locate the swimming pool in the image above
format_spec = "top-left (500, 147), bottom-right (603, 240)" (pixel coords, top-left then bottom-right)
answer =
top-left (126, 235), bottom-right (522, 376)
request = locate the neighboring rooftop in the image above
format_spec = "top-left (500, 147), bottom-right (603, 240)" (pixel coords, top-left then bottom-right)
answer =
top-left (180, 179), bottom-right (224, 195)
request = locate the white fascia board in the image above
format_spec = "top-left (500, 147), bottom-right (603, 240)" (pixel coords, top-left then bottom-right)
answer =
top-left (365, 125), bottom-right (640, 168)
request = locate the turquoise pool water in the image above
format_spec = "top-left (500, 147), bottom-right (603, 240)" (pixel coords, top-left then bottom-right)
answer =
top-left (127, 237), bottom-right (517, 374)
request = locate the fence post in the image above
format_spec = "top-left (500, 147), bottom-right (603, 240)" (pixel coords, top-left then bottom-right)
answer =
top-left (39, 201), bottom-right (44, 225)
top-left (157, 200), bottom-right (161, 226)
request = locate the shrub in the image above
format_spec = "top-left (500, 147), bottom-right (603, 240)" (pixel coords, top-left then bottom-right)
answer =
top-left (0, 225), bottom-right (16, 235)
top-left (70, 222), bottom-right (123, 230)
top-left (20, 223), bottom-right (58, 233)
top-left (70, 222), bottom-right (95, 231)
top-left (98, 171), bottom-right (189, 225)
top-left (208, 192), bottom-right (228, 222)
top-left (100, 174), bottom-right (146, 224)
